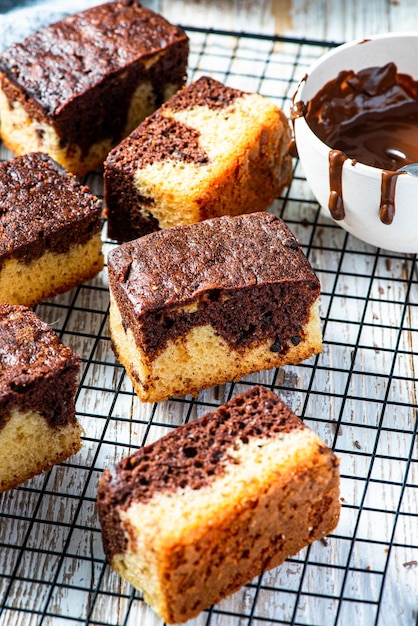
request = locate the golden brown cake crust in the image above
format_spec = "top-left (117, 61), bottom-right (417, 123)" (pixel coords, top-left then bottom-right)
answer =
top-left (97, 386), bottom-right (340, 623)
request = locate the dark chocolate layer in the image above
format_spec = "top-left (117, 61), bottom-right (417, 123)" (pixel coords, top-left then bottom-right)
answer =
top-left (0, 2), bottom-right (189, 153)
top-left (104, 76), bottom-right (244, 241)
top-left (0, 303), bottom-right (80, 428)
top-left (108, 212), bottom-right (320, 356)
top-left (165, 75), bottom-right (245, 112)
top-left (0, 152), bottom-right (102, 268)
top-left (107, 114), bottom-right (209, 172)
top-left (97, 385), bottom-right (307, 559)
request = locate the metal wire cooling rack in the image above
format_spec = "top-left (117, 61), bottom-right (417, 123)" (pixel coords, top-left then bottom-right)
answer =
top-left (0, 24), bottom-right (417, 626)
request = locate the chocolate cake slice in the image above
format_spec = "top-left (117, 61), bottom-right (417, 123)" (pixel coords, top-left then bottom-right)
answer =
top-left (0, 1), bottom-right (189, 176)
top-left (104, 75), bottom-right (292, 242)
top-left (0, 304), bottom-right (82, 492)
top-left (0, 152), bottom-right (103, 307)
top-left (97, 385), bottom-right (340, 623)
top-left (107, 211), bottom-right (322, 402)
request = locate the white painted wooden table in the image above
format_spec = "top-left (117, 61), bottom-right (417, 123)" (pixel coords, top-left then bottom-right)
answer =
top-left (0, 2), bottom-right (417, 626)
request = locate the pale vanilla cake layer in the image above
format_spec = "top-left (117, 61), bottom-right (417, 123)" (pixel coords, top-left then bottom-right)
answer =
top-left (105, 76), bottom-right (293, 242)
top-left (0, 236), bottom-right (103, 308)
top-left (109, 295), bottom-right (322, 402)
top-left (0, 408), bottom-right (82, 493)
top-left (97, 386), bottom-right (340, 624)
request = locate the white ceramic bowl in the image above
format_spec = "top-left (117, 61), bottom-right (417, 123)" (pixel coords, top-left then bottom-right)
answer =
top-left (293, 32), bottom-right (418, 253)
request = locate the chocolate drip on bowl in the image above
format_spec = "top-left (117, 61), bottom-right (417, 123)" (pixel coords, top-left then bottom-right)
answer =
top-left (380, 170), bottom-right (404, 225)
top-left (328, 150), bottom-right (347, 220)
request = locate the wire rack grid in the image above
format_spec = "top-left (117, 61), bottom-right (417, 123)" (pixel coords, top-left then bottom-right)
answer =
top-left (0, 25), bottom-right (417, 626)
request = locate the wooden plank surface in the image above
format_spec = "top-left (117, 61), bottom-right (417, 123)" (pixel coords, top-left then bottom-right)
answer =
top-left (150, 0), bottom-right (418, 40)
top-left (0, 2), bottom-right (417, 626)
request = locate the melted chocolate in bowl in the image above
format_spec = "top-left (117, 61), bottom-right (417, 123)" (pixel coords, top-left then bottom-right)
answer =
top-left (293, 62), bottom-right (418, 225)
